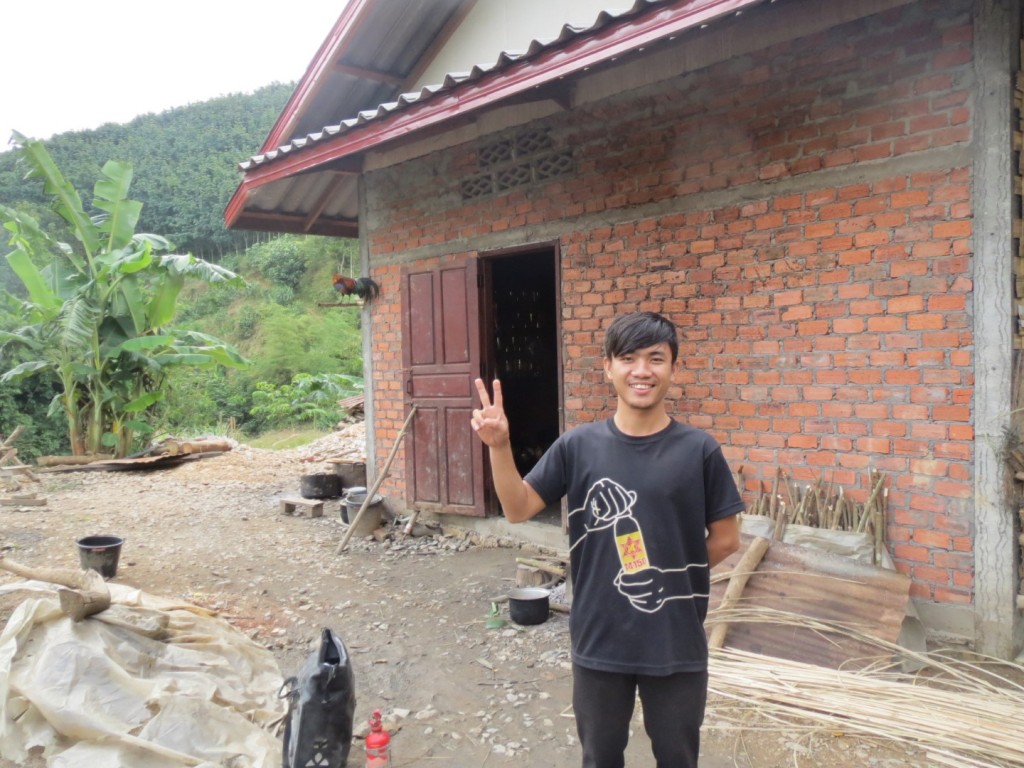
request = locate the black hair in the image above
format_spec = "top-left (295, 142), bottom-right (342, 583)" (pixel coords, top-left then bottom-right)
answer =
top-left (603, 311), bottom-right (679, 363)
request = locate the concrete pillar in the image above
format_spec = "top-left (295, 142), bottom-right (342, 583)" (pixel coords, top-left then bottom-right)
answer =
top-left (972, 0), bottom-right (1021, 658)
top-left (358, 175), bottom-right (378, 478)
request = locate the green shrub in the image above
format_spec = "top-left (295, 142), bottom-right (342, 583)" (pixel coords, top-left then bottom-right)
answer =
top-left (249, 373), bottom-right (363, 431)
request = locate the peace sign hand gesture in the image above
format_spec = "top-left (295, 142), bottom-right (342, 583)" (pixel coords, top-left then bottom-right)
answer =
top-left (471, 378), bottom-right (510, 448)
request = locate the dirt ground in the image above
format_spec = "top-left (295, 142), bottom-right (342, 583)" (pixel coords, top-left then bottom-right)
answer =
top-left (0, 423), bottom-right (938, 767)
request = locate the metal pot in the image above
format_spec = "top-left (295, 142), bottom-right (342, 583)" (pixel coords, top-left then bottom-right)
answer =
top-left (300, 473), bottom-right (342, 499)
top-left (508, 587), bottom-right (550, 625)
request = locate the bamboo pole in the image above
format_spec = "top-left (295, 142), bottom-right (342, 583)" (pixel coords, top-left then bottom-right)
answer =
top-left (336, 405), bottom-right (418, 554)
top-left (707, 537), bottom-right (772, 650)
top-left (515, 557), bottom-right (566, 578)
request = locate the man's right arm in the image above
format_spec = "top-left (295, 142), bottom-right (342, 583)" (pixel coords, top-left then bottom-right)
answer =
top-left (471, 378), bottom-right (548, 523)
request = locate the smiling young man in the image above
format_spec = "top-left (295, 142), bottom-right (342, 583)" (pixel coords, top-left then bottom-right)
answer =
top-left (472, 311), bottom-right (744, 768)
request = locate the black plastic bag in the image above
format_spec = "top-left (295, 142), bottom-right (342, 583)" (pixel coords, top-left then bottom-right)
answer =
top-left (280, 627), bottom-right (357, 768)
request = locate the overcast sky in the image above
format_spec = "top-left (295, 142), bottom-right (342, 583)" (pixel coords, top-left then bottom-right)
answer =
top-left (1, 1), bottom-right (346, 149)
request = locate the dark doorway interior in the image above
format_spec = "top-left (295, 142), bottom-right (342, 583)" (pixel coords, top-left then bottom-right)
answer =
top-left (484, 249), bottom-right (561, 524)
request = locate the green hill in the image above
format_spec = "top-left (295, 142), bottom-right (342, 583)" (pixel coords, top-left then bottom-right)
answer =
top-left (0, 82), bottom-right (294, 259)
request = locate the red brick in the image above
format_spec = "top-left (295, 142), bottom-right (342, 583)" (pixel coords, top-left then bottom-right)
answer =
top-left (891, 190), bottom-right (930, 208)
top-left (855, 437), bottom-right (892, 453)
top-left (913, 565), bottom-right (951, 585)
top-left (906, 313), bottom-right (945, 331)
top-left (888, 295), bottom-right (924, 313)
top-left (933, 220), bottom-right (972, 238)
top-left (867, 316), bottom-right (905, 332)
top-left (933, 479), bottom-right (971, 498)
top-left (933, 587), bottom-right (972, 604)
top-left (893, 544), bottom-right (930, 563)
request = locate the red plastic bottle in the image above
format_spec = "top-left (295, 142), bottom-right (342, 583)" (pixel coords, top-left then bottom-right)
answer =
top-left (365, 709), bottom-right (391, 767)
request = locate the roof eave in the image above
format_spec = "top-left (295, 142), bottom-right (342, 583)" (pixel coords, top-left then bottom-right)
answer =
top-left (229, 205), bottom-right (359, 238)
top-left (226, 0), bottom-right (768, 233)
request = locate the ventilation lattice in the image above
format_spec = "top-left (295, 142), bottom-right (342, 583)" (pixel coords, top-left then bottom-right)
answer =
top-left (462, 127), bottom-right (572, 200)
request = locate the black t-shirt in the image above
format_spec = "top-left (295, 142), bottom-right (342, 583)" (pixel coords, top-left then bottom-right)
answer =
top-left (525, 418), bottom-right (745, 675)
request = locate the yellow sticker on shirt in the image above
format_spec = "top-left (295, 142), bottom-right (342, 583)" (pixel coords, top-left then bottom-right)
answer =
top-left (615, 517), bottom-right (650, 574)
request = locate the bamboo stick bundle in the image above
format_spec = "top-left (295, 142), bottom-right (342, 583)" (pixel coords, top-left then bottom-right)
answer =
top-left (789, 483), bottom-right (809, 526)
top-left (856, 470), bottom-right (886, 534)
top-left (705, 607), bottom-right (1024, 767)
top-left (707, 606), bottom-right (1024, 696)
top-left (709, 646), bottom-right (1024, 767)
top-left (744, 469), bottom-right (890, 553)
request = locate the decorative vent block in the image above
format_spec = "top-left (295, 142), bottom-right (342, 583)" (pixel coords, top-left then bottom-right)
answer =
top-left (462, 128), bottom-right (572, 200)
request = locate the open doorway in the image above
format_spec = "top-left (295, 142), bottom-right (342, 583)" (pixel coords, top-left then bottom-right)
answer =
top-left (481, 248), bottom-right (562, 525)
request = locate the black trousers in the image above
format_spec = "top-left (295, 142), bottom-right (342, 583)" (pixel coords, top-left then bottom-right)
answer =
top-left (572, 663), bottom-right (708, 768)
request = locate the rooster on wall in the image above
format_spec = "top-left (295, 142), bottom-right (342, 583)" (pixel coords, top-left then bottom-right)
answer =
top-left (332, 274), bottom-right (380, 301)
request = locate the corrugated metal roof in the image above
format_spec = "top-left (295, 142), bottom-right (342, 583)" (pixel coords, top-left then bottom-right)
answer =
top-left (257, 0), bottom-right (471, 157)
top-left (241, 0), bottom-right (751, 171)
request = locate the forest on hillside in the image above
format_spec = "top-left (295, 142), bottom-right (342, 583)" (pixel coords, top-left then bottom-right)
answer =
top-left (0, 82), bottom-right (295, 260)
top-left (0, 84), bottom-right (365, 460)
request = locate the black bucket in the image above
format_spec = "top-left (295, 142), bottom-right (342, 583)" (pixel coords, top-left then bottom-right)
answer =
top-left (508, 587), bottom-right (551, 625)
top-left (77, 535), bottom-right (124, 578)
top-left (340, 487), bottom-right (384, 534)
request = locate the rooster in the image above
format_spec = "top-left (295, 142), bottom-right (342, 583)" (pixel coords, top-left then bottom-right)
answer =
top-left (332, 274), bottom-right (380, 301)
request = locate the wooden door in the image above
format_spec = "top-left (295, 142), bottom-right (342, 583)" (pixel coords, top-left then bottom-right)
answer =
top-left (401, 258), bottom-right (486, 516)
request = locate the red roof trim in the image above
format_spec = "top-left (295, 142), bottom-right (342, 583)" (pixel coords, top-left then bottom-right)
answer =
top-left (227, 0), bottom-right (765, 228)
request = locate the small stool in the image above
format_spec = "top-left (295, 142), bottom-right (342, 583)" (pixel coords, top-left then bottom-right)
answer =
top-left (279, 497), bottom-right (324, 518)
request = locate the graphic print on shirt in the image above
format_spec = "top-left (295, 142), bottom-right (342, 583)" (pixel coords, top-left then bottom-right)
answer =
top-left (569, 478), bottom-right (708, 614)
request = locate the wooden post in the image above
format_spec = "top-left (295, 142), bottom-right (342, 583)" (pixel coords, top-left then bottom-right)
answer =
top-left (0, 557), bottom-right (111, 620)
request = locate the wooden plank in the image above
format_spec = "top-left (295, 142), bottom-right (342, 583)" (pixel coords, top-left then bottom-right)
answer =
top-left (0, 497), bottom-right (47, 507)
top-left (163, 438), bottom-right (232, 456)
top-left (708, 533), bottom-right (911, 669)
top-left (36, 454), bottom-right (112, 467)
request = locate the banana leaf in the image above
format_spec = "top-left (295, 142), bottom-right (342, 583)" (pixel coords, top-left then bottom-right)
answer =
top-left (12, 132), bottom-right (100, 257)
top-left (93, 160), bottom-right (142, 251)
top-left (147, 271), bottom-right (185, 328)
top-left (122, 391), bottom-right (164, 412)
top-left (118, 335), bottom-right (176, 352)
top-left (0, 360), bottom-right (50, 383)
top-left (4, 248), bottom-right (60, 312)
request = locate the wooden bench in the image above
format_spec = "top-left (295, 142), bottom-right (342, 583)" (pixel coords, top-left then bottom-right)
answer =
top-left (279, 497), bottom-right (324, 518)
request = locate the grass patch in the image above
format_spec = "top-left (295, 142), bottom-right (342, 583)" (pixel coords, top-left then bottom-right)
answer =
top-left (246, 428), bottom-right (331, 450)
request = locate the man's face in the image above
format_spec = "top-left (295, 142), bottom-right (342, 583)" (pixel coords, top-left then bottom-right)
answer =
top-left (603, 342), bottom-right (675, 411)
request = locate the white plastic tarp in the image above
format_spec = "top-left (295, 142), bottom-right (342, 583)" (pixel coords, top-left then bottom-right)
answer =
top-left (0, 581), bottom-right (285, 767)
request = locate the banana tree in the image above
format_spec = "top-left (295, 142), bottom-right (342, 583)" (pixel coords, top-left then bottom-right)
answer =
top-left (0, 134), bottom-right (247, 456)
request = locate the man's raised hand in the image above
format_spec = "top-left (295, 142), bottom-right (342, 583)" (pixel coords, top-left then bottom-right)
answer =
top-left (471, 378), bottom-right (510, 448)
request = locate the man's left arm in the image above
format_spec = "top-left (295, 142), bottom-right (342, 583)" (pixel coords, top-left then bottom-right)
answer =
top-left (706, 514), bottom-right (741, 568)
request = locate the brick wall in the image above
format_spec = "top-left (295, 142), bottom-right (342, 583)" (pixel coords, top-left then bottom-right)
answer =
top-left (365, 0), bottom-right (976, 603)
